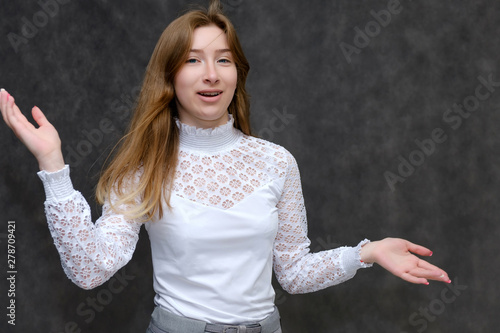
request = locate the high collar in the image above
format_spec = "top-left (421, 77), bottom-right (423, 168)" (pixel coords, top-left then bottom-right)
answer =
top-left (176, 114), bottom-right (242, 153)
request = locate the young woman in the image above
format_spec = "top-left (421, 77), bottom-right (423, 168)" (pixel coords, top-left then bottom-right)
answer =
top-left (0, 1), bottom-right (450, 332)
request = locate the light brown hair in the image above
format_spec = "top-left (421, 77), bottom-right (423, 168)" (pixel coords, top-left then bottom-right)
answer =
top-left (96, 0), bottom-right (251, 220)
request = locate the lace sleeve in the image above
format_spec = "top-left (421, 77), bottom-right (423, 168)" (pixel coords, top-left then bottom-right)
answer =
top-left (272, 153), bottom-right (372, 294)
top-left (38, 166), bottom-right (143, 290)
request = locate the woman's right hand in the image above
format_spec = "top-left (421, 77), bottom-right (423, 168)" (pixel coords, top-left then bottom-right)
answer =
top-left (0, 89), bottom-right (65, 172)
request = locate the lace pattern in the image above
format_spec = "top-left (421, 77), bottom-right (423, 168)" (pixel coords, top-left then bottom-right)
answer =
top-left (43, 182), bottom-right (142, 289)
top-left (40, 120), bottom-right (370, 292)
top-left (173, 136), bottom-right (288, 210)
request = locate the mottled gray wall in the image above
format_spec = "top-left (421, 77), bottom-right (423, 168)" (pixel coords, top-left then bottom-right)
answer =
top-left (1, 0), bottom-right (499, 332)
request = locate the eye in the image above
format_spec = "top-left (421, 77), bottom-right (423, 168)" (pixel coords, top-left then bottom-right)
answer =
top-left (218, 58), bottom-right (231, 64)
top-left (186, 58), bottom-right (198, 64)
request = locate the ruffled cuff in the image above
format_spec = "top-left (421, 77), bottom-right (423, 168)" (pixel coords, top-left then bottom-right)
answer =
top-left (37, 165), bottom-right (75, 202)
top-left (341, 239), bottom-right (374, 274)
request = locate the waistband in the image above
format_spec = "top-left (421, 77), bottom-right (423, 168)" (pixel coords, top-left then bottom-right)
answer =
top-left (149, 306), bottom-right (281, 333)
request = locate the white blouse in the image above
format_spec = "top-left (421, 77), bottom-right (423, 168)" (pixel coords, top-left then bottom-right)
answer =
top-left (37, 115), bottom-right (372, 324)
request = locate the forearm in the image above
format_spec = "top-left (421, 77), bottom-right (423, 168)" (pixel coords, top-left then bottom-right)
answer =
top-left (275, 239), bottom-right (373, 294)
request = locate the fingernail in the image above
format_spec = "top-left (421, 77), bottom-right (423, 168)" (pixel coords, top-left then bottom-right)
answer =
top-left (429, 251), bottom-right (433, 256)
top-left (447, 280), bottom-right (451, 284)
top-left (0, 88), bottom-right (5, 92)
top-left (425, 282), bottom-right (429, 285)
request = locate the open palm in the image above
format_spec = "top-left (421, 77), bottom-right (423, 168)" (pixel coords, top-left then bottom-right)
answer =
top-left (0, 89), bottom-right (64, 172)
top-left (361, 237), bottom-right (450, 285)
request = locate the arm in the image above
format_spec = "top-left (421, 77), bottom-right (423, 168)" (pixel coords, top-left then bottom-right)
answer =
top-left (273, 152), bottom-right (372, 294)
top-left (272, 152), bottom-right (450, 294)
top-left (1, 89), bottom-right (142, 289)
top-left (39, 166), bottom-right (143, 289)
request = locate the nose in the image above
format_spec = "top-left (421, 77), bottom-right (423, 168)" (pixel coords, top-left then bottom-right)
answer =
top-left (203, 62), bottom-right (219, 84)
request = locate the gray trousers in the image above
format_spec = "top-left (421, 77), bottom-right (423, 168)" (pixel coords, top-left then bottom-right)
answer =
top-left (146, 306), bottom-right (282, 333)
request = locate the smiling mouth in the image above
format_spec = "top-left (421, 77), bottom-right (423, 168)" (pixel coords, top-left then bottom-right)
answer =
top-left (198, 92), bottom-right (222, 97)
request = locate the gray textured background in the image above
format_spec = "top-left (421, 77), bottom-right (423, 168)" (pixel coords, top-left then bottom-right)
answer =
top-left (1, 0), bottom-right (499, 332)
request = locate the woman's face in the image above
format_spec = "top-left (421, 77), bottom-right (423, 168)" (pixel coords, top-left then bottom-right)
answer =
top-left (174, 24), bottom-right (237, 129)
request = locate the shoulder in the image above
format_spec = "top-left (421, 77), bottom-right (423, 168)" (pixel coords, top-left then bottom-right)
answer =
top-left (238, 135), bottom-right (298, 171)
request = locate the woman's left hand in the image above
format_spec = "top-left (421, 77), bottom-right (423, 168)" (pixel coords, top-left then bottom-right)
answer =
top-left (360, 237), bottom-right (450, 285)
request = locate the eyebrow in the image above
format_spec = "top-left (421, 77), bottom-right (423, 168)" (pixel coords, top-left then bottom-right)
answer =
top-left (189, 48), bottom-right (232, 54)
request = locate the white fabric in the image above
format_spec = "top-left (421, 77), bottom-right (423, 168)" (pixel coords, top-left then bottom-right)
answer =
top-left (37, 114), bottom-right (372, 324)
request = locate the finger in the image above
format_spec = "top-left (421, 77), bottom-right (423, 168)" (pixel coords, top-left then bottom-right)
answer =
top-left (7, 95), bottom-right (34, 130)
top-left (408, 267), bottom-right (440, 279)
top-left (0, 88), bottom-right (5, 107)
top-left (31, 106), bottom-right (50, 127)
top-left (405, 240), bottom-right (433, 257)
top-left (417, 259), bottom-right (441, 271)
top-left (416, 261), bottom-right (451, 282)
top-left (6, 100), bottom-right (40, 145)
top-left (0, 89), bottom-right (11, 126)
top-left (4, 93), bottom-right (20, 129)
top-left (401, 272), bottom-right (428, 285)
top-left (431, 273), bottom-right (451, 283)
top-left (2, 92), bottom-right (27, 130)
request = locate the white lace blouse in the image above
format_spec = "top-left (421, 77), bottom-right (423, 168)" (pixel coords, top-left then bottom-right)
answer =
top-left (37, 115), bottom-right (372, 324)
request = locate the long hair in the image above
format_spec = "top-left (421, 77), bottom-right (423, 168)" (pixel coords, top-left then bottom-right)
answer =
top-left (96, 0), bottom-right (251, 221)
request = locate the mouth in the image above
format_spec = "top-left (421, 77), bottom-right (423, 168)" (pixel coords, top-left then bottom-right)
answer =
top-left (197, 91), bottom-right (223, 97)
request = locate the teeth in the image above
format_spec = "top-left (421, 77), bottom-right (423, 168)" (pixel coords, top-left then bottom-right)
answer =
top-left (199, 92), bottom-right (221, 96)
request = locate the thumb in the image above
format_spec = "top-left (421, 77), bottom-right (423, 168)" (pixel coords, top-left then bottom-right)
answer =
top-left (405, 240), bottom-right (433, 257)
top-left (31, 106), bottom-right (50, 127)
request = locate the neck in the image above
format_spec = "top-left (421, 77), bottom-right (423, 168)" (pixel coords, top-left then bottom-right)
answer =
top-left (176, 114), bottom-right (241, 153)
